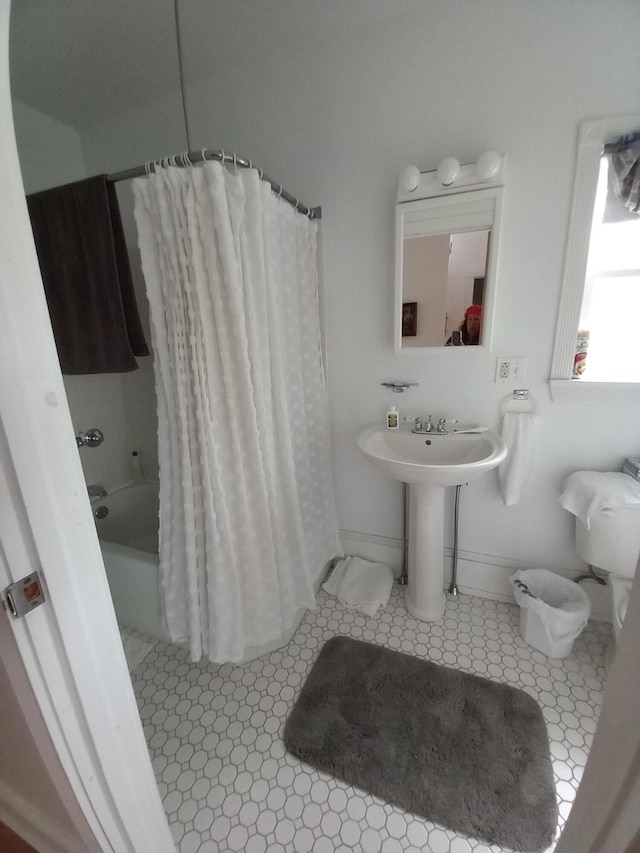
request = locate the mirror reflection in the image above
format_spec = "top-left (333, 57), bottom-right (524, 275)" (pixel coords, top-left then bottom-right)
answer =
top-left (394, 160), bottom-right (505, 352)
top-left (401, 230), bottom-right (489, 347)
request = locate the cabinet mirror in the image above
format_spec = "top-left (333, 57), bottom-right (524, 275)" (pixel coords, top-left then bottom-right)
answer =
top-left (394, 159), bottom-right (505, 352)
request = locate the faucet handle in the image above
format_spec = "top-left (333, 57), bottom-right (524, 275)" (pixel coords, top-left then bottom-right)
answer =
top-left (437, 418), bottom-right (447, 434)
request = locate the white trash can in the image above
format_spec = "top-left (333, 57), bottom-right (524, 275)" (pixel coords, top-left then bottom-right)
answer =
top-left (512, 569), bottom-right (591, 658)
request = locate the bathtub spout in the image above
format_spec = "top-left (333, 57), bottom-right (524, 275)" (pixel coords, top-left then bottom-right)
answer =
top-left (88, 484), bottom-right (107, 498)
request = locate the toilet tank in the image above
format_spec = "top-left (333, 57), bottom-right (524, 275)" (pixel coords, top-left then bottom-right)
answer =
top-left (575, 506), bottom-right (640, 578)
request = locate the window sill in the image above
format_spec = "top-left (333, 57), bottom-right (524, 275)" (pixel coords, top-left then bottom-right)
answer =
top-left (549, 379), bottom-right (640, 401)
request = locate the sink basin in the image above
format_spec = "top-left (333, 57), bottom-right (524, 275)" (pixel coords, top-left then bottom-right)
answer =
top-left (357, 425), bottom-right (507, 487)
top-left (358, 424), bottom-right (507, 622)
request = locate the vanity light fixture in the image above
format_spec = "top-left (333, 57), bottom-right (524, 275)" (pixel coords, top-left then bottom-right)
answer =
top-left (398, 164), bottom-right (421, 193)
top-left (398, 150), bottom-right (505, 197)
top-left (436, 156), bottom-right (460, 187)
top-left (475, 150), bottom-right (502, 181)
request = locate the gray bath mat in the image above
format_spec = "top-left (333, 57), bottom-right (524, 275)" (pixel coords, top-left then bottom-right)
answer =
top-left (284, 636), bottom-right (557, 852)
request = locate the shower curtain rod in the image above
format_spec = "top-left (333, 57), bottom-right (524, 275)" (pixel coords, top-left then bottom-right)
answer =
top-left (107, 149), bottom-right (321, 220)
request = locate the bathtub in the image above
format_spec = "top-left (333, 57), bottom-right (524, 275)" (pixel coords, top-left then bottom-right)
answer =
top-left (93, 482), bottom-right (166, 641)
top-left (94, 481), bottom-right (321, 661)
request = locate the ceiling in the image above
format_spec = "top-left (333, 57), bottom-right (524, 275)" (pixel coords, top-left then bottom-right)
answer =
top-left (9, 0), bottom-right (424, 129)
top-left (9, 0), bottom-right (181, 127)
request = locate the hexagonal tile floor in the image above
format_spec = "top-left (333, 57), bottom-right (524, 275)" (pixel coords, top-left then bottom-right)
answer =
top-left (130, 586), bottom-right (611, 852)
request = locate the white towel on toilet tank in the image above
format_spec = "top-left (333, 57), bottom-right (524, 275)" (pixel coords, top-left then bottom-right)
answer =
top-left (559, 470), bottom-right (640, 528)
top-left (499, 412), bottom-right (537, 506)
top-left (322, 556), bottom-right (394, 616)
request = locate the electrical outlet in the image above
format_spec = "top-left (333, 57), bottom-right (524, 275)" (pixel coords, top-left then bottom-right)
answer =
top-left (495, 357), bottom-right (527, 384)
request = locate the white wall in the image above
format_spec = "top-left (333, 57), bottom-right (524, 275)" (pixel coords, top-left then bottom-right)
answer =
top-left (11, 100), bottom-right (85, 192)
top-left (12, 100), bottom-right (161, 489)
top-left (14, 2), bottom-right (640, 616)
top-left (81, 93), bottom-right (189, 484)
top-left (402, 234), bottom-right (449, 347)
top-left (179, 0), bottom-right (639, 615)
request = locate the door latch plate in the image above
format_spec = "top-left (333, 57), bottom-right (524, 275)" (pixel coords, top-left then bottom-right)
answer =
top-left (5, 571), bottom-right (46, 618)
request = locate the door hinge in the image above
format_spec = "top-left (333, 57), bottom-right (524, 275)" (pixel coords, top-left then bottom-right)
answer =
top-left (4, 571), bottom-right (46, 618)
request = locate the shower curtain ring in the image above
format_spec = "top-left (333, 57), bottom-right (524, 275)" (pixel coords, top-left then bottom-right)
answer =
top-left (201, 149), bottom-right (207, 165)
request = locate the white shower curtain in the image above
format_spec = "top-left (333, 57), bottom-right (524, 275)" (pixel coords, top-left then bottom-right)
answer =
top-left (132, 161), bottom-right (341, 662)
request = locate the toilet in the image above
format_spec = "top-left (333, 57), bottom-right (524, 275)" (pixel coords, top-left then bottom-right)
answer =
top-left (561, 471), bottom-right (640, 667)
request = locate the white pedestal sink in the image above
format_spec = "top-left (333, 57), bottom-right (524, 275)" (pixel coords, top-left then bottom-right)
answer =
top-left (358, 425), bottom-right (507, 622)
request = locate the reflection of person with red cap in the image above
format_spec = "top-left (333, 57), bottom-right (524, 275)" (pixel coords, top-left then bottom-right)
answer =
top-left (445, 305), bottom-right (482, 346)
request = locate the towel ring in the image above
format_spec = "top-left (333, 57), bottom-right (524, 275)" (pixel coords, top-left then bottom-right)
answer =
top-left (500, 390), bottom-right (537, 414)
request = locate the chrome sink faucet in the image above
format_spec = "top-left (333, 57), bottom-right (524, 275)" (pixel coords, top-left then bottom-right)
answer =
top-left (411, 415), bottom-right (433, 434)
top-left (411, 415), bottom-right (449, 434)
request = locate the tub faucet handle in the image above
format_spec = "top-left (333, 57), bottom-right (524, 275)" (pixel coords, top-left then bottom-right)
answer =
top-left (76, 428), bottom-right (104, 448)
top-left (88, 485), bottom-right (107, 498)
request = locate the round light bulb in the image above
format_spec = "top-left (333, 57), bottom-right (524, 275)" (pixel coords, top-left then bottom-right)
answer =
top-left (476, 150), bottom-right (501, 181)
top-left (398, 165), bottom-right (420, 193)
top-left (437, 157), bottom-right (460, 187)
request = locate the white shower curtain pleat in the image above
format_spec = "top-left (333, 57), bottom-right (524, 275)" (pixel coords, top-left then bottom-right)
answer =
top-left (132, 161), bottom-right (341, 663)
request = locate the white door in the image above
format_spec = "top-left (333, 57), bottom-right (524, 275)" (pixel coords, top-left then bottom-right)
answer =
top-left (0, 3), bottom-right (173, 850)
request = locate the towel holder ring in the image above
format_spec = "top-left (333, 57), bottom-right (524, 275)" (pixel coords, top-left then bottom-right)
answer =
top-left (500, 389), bottom-right (537, 414)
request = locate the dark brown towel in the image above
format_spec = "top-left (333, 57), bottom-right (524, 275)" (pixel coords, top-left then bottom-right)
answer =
top-left (27, 175), bottom-right (150, 374)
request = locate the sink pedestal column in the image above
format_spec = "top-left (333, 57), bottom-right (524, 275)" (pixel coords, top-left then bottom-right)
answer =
top-left (405, 482), bottom-right (446, 621)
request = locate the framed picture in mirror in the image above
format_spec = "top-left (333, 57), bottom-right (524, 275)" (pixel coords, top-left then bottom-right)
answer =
top-left (402, 302), bottom-right (417, 337)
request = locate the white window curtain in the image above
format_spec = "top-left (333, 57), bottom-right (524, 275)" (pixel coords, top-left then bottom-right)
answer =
top-left (132, 161), bottom-right (341, 663)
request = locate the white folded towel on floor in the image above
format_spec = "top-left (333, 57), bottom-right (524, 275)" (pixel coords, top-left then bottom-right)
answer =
top-left (498, 412), bottom-right (537, 506)
top-left (559, 470), bottom-right (640, 528)
top-left (120, 627), bottom-right (153, 671)
top-left (322, 556), bottom-right (394, 616)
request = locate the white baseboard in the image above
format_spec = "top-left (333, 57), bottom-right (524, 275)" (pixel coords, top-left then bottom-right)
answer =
top-left (0, 780), bottom-right (86, 853)
top-left (339, 529), bottom-right (611, 622)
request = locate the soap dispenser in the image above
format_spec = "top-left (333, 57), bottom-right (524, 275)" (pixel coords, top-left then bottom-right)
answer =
top-left (386, 405), bottom-right (399, 429)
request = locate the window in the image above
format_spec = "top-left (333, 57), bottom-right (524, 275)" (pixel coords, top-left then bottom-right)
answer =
top-left (579, 157), bottom-right (640, 381)
top-left (550, 115), bottom-right (640, 400)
